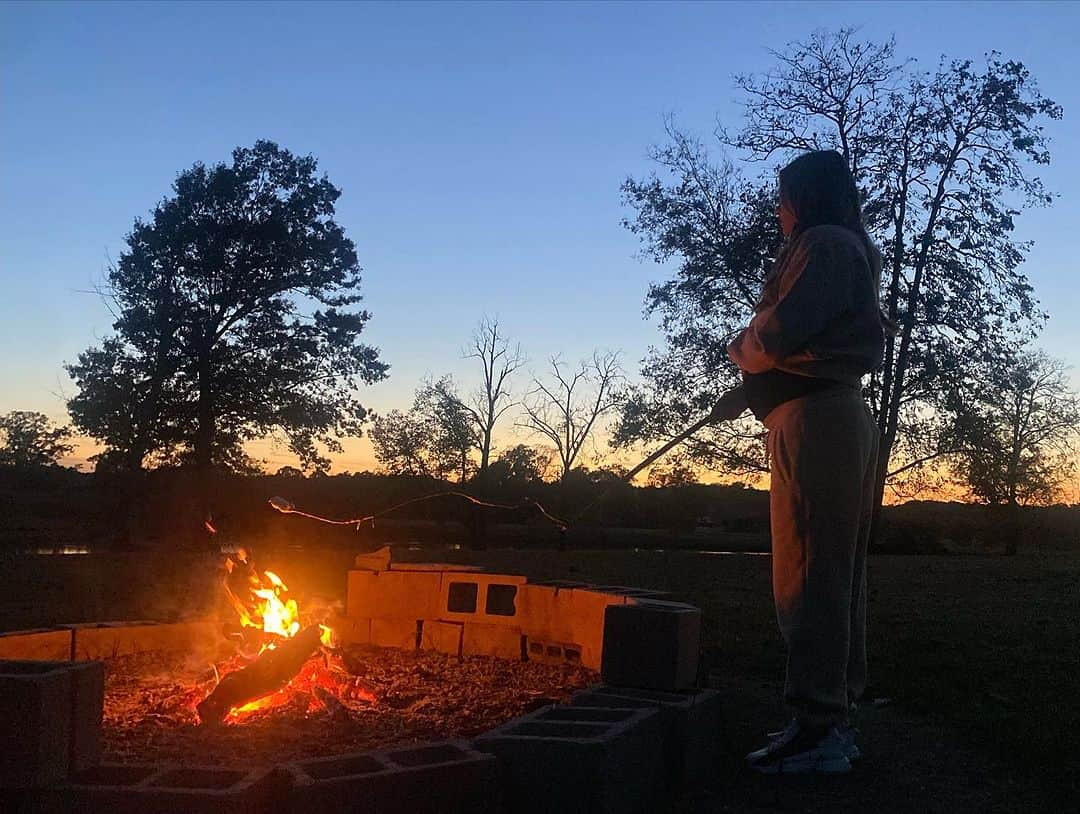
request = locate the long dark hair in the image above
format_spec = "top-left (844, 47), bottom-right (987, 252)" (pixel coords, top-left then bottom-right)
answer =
top-left (775, 150), bottom-right (898, 335)
top-left (778, 149), bottom-right (868, 246)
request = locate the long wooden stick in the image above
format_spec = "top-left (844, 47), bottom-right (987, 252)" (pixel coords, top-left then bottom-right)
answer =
top-left (571, 412), bottom-right (714, 524)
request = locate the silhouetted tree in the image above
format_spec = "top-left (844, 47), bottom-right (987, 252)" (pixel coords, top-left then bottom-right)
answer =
top-left (67, 141), bottom-right (386, 475)
top-left (459, 318), bottom-right (525, 483)
top-left (488, 444), bottom-right (552, 488)
top-left (613, 134), bottom-right (776, 477)
top-left (647, 457), bottom-right (699, 488)
top-left (950, 351), bottom-right (1079, 512)
top-left (730, 30), bottom-right (1060, 536)
top-left (414, 376), bottom-right (476, 483)
top-left (0, 411), bottom-right (74, 468)
top-left (520, 351), bottom-right (624, 484)
top-left (369, 410), bottom-right (442, 480)
top-left (617, 30), bottom-right (1061, 540)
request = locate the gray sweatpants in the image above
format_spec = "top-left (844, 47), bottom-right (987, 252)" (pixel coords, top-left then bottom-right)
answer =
top-left (764, 386), bottom-right (879, 729)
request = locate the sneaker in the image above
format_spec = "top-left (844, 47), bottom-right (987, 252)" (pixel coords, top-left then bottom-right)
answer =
top-left (747, 720), bottom-right (852, 774)
top-left (767, 720), bottom-right (860, 761)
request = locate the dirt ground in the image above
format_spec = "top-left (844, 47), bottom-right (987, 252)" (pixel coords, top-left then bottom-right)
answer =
top-left (2, 546), bottom-right (1077, 812)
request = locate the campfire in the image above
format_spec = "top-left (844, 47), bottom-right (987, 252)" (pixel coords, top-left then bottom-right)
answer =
top-left (197, 549), bottom-right (371, 725)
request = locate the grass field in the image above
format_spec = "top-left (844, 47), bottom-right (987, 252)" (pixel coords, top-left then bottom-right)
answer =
top-left (2, 546), bottom-right (1076, 812)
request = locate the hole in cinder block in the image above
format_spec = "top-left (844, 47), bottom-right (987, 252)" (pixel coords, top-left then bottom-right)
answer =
top-left (563, 646), bottom-right (581, 664)
top-left (447, 582), bottom-right (478, 613)
top-left (538, 707), bottom-right (636, 723)
top-left (386, 744), bottom-right (467, 767)
top-left (485, 584), bottom-right (518, 616)
top-left (302, 754), bottom-right (386, 780)
top-left (528, 641), bottom-right (544, 655)
top-left (545, 645), bottom-right (562, 658)
top-left (75, 765), bottom-right (161, 787)
top-left (148, 768), bottom-right (247, 789)
top-left (508, 722), bottom-right (609, 738)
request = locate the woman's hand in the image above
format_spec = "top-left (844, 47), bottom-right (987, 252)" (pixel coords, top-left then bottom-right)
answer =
top-left (709, 386), bottom-right (747, 423)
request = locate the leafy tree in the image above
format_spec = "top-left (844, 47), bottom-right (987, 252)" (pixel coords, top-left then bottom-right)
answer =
top-left (616, 31), bottom-right (1061, 534)
top-left (487, 444), bottom-right (552, 488)
top-left (949, 351), bottom-right (1079, 510)
top-left (520, 351), bottom-right (624, 484)
top-left (613, 129), bottom-right (777, 477)
top-left (647, 457), bottom-right (699, 488)
top-left (729, 30), bottom-right (1060, 532)
top-left (414, 376), bottom-right (477, 483)
top-left (67, 140), bottom-right (387, 474)
top-left (0, 411), bottom-right (75, 468)
top-left (369, 409), bottom-right (443, 479)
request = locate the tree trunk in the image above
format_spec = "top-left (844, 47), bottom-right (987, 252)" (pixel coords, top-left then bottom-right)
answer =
top-left (195, 347), bottom-right (215, 546)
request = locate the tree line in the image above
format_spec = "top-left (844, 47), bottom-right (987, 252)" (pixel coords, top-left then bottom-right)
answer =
top-left (2, 29), bottom-right (1078, 541)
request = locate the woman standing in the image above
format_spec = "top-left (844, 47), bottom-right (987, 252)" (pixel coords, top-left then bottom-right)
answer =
top-left (711, 150), bottom-right (887, 774)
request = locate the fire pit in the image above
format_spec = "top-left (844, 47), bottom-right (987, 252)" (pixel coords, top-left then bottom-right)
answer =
top-left (1, 548), bottom-right (714, 813)
top-left (102, 645), bottom-right (595, 767)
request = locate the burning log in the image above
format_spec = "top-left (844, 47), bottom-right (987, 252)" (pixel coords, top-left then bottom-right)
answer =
top-left (197, 625), bottom-right (323, 725)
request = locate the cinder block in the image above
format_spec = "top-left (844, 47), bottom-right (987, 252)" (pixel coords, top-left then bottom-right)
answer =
top-left (517, 584), bottom-right (576, 643)
top-left (438, 573), bottom-right (527, 626)
top-left (65, 620), bottom-right (218, 660)
top-left (0, 661), bottom-right (72, 788)
top-left (420, 620), bottom-right (463, 657)
top-left (286, 740), bottom-right (498, 814)
top-left (569, 588), bottom-right (633, 671)
top-left (461, 623), bottom-right (522, 660)
top-left (524, 638), bottom-right (583, 667)
top-left (67, 661), bottom-right (104, 773)
top-left (475, 705), bottom-right (664, 813)
top-left (333, 615), bottom-right (371, 646)
top-left (572, 686), bottom-right (722, 791)
top-left (71, 763), bottom-right (286, 814)
top-left (601, 601), bottom-right (701, 692)
top-left (0, 629), bottom-right (72, 661)
top-left (347, 570), bottom-right (442, 620)
top-left (370, 618), bottom-right (419, 651)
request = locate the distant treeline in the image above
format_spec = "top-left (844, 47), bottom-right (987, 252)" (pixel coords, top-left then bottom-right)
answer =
top-left (2, 466), bottom-right (1076, 556)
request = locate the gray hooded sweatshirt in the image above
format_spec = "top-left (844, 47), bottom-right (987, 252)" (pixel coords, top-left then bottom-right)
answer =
top-left (728, 224), bottom-right (885, 389)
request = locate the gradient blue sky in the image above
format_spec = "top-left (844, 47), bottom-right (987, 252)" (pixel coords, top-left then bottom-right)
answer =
top-left (2, 1), bottom-right (1078, 472)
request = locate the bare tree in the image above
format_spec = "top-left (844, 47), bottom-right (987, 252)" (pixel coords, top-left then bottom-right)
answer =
top-left (519, 351), bottom-right (624, 483)
top-left (459, 318), bottom-right (526, 483)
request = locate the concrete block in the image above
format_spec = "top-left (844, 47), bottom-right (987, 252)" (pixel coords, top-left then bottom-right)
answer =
top-left (67, 660), bottom-right (104, 773)
top-left (438, 573), bottom-right (527, 626)
top-left (347, 570), bottom-right (443, 621)
top-left (0, 629), bottom-right (72, 661)
top-left (569, 588), bottom-right (633, 671)
top-left (71, 763), bottom-right (286, 814)
top-left (65, 620), bottom-right (218, 660)
top-left (0, 661), bottom-right (72, 788)
top-left (461, 623), bottom-right (522, 660)
top-left (572, 686), bottom-right (722, 791)
top-left (287, 740), bottom-right (498, 814)
top-left (475, 705), bottom-right (664, 814)
top-left (524, 638), bottom-right (583, 667)
top-left (420, 620), bottom-right (463, 657)
top-left (333, 615), bottom-right (371, 646)
top-left (601, 600), bottom-right (701, 691)
top-left (517, 584), bottom-right (576, 643)
top-left (370, 618), bottom-right (419, 651)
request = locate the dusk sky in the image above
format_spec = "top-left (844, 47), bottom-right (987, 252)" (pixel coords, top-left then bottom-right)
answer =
top-left (2, 1), bottom-right (1078, 473)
